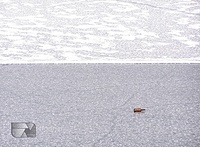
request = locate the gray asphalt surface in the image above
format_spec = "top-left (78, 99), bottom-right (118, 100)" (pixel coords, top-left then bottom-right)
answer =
top-left (0, 64), bottom-right (200, 146)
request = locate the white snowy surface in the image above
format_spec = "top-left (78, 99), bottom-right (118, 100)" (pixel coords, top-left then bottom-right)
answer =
top-left (0, 64), bottom-right (200, 146)
top-left (0, 0), bottom-right (200, 63)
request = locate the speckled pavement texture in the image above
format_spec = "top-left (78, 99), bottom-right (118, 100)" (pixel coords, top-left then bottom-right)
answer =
top-left (0, 64), bottom-right (200, 146)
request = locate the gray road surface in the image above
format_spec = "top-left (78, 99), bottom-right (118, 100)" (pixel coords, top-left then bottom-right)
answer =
top-left (0, 64), bottom-right (200, 146)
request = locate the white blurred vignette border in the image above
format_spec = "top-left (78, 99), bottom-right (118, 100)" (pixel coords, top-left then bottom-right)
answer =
top-left (0, 0), bottom-right (200, 64)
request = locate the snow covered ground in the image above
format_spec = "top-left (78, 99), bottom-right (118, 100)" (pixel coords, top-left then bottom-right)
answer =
top-left (0, 0), bottom-right (200, 63)
top-left (0, 64), bottom-right (200, 146)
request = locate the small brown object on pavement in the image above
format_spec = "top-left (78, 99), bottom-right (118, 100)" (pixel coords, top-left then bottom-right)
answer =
top-left (134, 108), bottom-right (145, 113)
